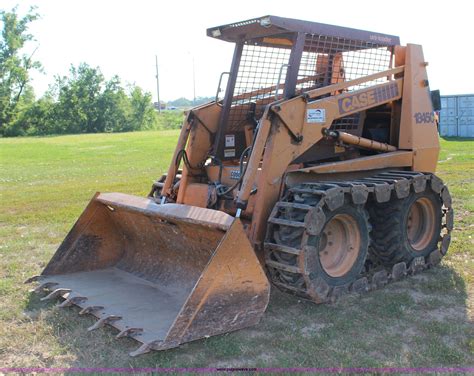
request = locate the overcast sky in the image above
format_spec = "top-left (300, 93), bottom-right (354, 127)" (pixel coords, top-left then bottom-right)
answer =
top-left (3, 0), bottom-right (473, 101)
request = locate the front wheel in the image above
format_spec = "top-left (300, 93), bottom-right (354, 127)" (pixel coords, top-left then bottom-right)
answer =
top-left (265, 193), bottom-right (370, 297)
top-left (308, 204), bottom-right (369, 287)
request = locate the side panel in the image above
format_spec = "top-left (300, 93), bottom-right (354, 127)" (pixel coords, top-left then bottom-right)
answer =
top-left (293, 150), bottom-right (413, 174)
top-left (162, 219), bottom-right (270, 349)
top-left (398, 44), bottom-right (440, 172)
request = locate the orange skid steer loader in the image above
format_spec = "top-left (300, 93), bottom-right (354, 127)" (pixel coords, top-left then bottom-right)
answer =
top-left (28, 16), bottom-right (453, 356)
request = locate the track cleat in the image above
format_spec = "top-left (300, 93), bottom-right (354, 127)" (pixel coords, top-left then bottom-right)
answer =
top-left (427, 249), bottom-right (443, 267)
top-left (408, 257), bottom-right (425, 274)
top-left (351, 277), bottom-right (369, 293)
top-left (391, 262), bottom-right (407, 281)
top-left (372, 270), bottom-right (388, 288)
top-left (40, 288), bottom-right (71, 301)
top-left (87, 315), bottom-right (122, 331)
top-left (331, 284), bottom-right (350, 302)
top-left (441, 234), bottom-right (451, 255)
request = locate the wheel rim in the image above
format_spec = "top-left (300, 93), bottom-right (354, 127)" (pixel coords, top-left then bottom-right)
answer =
top-left (406, 197), bottom-right (436, 251)
top-left (319, 214), bottom-right (361, 278)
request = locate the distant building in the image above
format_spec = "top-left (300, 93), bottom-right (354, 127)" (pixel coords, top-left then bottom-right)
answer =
top-left (153, 102), bottom-right (166, 110)
top-left (439, 94), bottom-right (474, 138)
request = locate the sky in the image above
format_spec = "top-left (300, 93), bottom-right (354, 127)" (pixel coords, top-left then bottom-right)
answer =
top-left (3, 0), bottom-right (473, 101)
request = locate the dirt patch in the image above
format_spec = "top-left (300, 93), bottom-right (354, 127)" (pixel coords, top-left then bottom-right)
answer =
top-left (425, 306), bottom-right (467, 322)
top-left (407, 289), bottom-right (431, 303)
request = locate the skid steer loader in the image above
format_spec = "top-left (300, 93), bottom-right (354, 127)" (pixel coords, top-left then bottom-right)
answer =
top-left (28, 16), bottom-right (453, 356)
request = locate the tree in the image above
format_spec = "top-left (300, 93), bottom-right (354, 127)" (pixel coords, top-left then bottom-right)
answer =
top-left (45, 63), bottom-right (158, 134)
top-left (7, 93), bottom-right (54, 136)
top-left (128, 85), bottom-right (157, 131)
top-left (96, 75), bottom-right (132, 133)
top-left (0, 6), bottom-right (42, 134)
top-left (51, 63), bottom-right (104, 134)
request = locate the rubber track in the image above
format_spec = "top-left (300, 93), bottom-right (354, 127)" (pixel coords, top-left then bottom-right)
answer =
top-left (264, 171), bottom-right (453, 304)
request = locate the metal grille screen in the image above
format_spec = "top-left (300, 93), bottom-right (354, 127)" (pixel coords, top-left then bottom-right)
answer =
top-left (227, 44), bottom-right (291, 131)
top-left (225, 34), bottom-right (393, 133)
top-left (297, 34), bottom-right (393, 93)
top-left (297, 34), bottom-right (393, 132)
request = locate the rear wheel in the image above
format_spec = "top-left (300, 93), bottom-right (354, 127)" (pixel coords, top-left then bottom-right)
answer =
top-left (369, 188), bottom-right (442, 265)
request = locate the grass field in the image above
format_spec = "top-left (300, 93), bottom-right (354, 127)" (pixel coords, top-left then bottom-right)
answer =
top-left (0, 131), bottom-right (473, 369)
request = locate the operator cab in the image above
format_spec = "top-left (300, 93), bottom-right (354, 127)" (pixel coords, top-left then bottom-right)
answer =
top-left (151, 16), bottom-right (400, 216)
top-left (207, 16), bottom-right (399, 166)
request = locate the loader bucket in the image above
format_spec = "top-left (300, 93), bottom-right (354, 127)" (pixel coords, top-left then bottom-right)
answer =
top-left (34, 193), bottom-right (270, 356)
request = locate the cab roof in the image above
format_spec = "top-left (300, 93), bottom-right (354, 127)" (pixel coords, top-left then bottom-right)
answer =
top-left (207, 15), bottom-right (400, 48)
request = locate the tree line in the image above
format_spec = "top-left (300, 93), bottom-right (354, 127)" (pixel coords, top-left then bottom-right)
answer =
top-left (0, 7), bottom-right (183, 137)
top-left (167, 96), bottom-right (214, 108)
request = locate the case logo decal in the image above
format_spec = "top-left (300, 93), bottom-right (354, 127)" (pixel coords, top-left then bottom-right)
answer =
top-left (338, 82), bottom-right (399, 115)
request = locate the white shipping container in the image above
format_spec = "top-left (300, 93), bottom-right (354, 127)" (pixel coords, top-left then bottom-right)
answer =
top-left (439, 94), bottom-right (474, 138)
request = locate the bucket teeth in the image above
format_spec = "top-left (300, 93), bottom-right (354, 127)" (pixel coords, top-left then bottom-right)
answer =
top-left (116, 327), bottom-right (143, 339)
top-left (79, 305), bottom-right (104, 315)
top-left (24, 275), bottom-right (43, 284)
top-left (87, 315), bottom-right (122, 331)
top-left (40, 288), bottom-right (71, 301)
top-left (58, 296), bottom-right (87, 308)
top-left (33, 282), bottom-right (58, 294)
top-left (129, 341), bottom-right (158, 357)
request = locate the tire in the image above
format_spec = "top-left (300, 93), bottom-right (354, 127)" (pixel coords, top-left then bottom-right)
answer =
top-left (266, 191), bottom-right (370, 296)
top-left (369, 188), bottom-right (442, 265)
top-left (306, 203), bottom-right (370, 287)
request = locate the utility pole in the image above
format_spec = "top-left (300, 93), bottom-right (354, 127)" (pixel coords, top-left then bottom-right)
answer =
top-left (155, 55), bottom-right (161, 114)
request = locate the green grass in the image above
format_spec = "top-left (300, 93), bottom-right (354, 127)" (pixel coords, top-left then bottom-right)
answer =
top-left (0, 132), bottom-right (473, 368)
